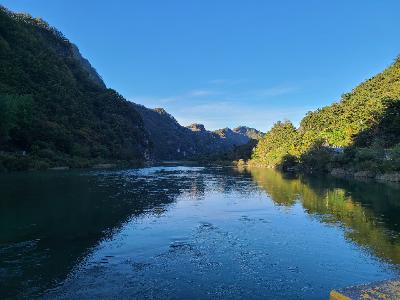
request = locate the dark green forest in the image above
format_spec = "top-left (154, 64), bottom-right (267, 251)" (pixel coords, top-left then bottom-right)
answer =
top-left (2, 3), bottom-right (400, 177)
top-left (0, 5), bottom-right (264, 171)
top-left (0, 6), bottom-right (150, 171)
top-left (251, 57), bottom-right (400, 176)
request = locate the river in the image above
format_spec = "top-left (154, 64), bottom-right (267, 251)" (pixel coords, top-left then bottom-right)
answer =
top-left (1, 165), bottom-right (399, 299)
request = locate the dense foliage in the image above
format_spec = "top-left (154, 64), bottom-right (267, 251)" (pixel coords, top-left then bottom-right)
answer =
top-left (251, 121), bottom-right (298, 167)
top-left (0, 6), bottom-right (150, 170)
top-left (251, 57), bottom-right (400, 174)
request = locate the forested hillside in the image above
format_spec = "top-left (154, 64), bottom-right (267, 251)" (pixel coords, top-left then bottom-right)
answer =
top-left (0, 6), bottom-right (150, 170)
top-left (133, 104), bottom-right (262, 160)
top-left (251, 57), bottom-right (400, 176)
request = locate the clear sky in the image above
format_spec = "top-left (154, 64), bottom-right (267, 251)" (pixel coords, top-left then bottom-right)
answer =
top-left (3, 0), bottom-right (400, 132)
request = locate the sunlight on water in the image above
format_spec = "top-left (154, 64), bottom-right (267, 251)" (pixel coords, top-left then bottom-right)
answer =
top-left (0, 165), bottom-right (399, 299)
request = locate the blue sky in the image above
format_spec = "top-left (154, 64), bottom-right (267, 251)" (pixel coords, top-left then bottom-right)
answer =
top-left (3, 0), bottom-right (400, 132)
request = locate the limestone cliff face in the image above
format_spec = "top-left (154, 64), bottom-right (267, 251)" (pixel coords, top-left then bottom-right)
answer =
top-left (232, 126), bottom-right (265, 140)
top-left (132, 104), bottom-right (263, 161)
top-left (187, 123), bottom-right (206, 132)
top-left (214, 128), bottom-right (250, 145)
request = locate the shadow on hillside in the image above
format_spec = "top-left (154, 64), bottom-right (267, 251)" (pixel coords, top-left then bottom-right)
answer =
top-left (354, 99), bottom-right (400, 148)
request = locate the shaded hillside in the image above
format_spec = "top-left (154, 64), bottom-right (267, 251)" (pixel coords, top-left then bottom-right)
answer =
top-left (132, 104), bottom-right (261, 160)
top-left (132, 104), bottom-right (198, 160)
top-left (214, 127), bottom-right (252, 145)
top-left (251, 56), bottom-right (400, 175)
top-left (0, 6), bottom-right (150, 170)
top-left (232, 126), bottom-right (264, 140)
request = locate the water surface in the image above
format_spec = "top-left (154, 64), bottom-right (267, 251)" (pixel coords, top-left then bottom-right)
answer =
top-left (1, 165), bottom-right (399, 299)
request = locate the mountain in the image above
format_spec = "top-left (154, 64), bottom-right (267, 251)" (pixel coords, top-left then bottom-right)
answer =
top-left (0, 5), bottom-right (264, 170)
top-left (0, 6), bottom-right (150, 170)
top-left (132, 104), bottom-right (197, 160)
top-left (214, 126), bottom-right (264, 145)
top-left (232, 126), bottom-right (264, 140)
top-left (296, 56), bottom-right (400, 150)
top-left (132, 104), bottom-right (262, 160)
top-left (251, 56), bottom-right (400, 175)
top-left (214, 128), bottom-right (250, 145)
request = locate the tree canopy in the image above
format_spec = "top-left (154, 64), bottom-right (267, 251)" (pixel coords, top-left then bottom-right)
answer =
top-left (0, 6), bottom-right (150, 170)
top-left (251, 56), bottom-right (400, 172)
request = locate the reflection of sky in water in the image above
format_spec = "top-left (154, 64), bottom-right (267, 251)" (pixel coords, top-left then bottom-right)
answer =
top-left (39, 166), bottom-right (400, 300)
top-left (1, 166), bottom-right (399, 299)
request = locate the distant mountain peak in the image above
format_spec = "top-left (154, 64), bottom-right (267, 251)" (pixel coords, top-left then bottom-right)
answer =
top-left (153, 107), bottom-right (168, 114)
top-left (232, 126), bottom-right (265, 140)
top-left (187, 123), bottom-right (206, 132)
top-left (152, 107), bottom-right (179, 122)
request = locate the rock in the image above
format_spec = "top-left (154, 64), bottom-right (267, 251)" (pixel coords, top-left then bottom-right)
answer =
top-left (354, 171), bottom-right (375, 178)
top-left (330, 278), bottom-right (400, 300)
top-left (376, 172), bottom-right (400, 182)
top-left (331, 168), bottom-right (351, 177)
top-left (49, 166), bottom-right (69, 171)
top-left (92, 164), bottom-right (116, 169)
top-left (187, 123), bottom-right (206, 132)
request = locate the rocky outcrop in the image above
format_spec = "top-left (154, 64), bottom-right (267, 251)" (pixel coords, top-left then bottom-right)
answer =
top-left (214, 128), bottom-right (250, 145)
top-left (354, 170), bottom-right (376, 178)
top-left (232, 126), bottom-right (265, 140)
top-left (187, 123), bottom-right (206, 132)
top-left (376, 173), bottom-right (400, 182)
top-left (330, 168), bottom-right (351, 177)
top-left (132, 104), bottom-right (261, 161)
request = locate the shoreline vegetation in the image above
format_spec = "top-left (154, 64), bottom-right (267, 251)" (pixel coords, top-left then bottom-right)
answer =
top-left (234, 159), bottom-right (400, 183)
top-left (247, 56), bottom-right (400, 182)
top-left (0, 6), bottom-right (263, 172)
top-left (1, 4), bottom-right (400, 184)
top-left (0, 6), bottom-right (151, 172)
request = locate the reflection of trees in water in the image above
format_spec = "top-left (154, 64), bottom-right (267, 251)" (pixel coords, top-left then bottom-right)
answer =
top-left (0, 166), bottom-right (259, 298)
top-left (246, 167), bottom-right (400, 265)
top-left (3, 166), bottom-right (399, 298)
top-left (0, 168), bottom-right (209, 298)
top-left (0, 165), bottom-right (268, 298)
top-left (209, 166), bottom-right (257, 195)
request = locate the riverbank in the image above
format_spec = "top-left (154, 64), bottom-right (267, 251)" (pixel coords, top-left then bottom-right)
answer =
top-left (330, 278), bottom-right (400, 300)
top-left (0, 152), bottom-right (147, 172)
top-left (238, 160), bottom-right (400, 184)
top-left (331, 168), bottom-right (400, 182)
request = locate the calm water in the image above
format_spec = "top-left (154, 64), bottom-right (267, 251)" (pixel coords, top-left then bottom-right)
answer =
top-left (1, 165), bottom-right (400, 299)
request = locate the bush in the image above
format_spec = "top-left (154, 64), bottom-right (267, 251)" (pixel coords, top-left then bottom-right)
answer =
top-left (37, 148), bottom-right (56, 159)
top-left (236, 159), bottom-right (246, 167)
top-left (31, 159), bottom-right (50, 170)
top-left (299, 141), bottom-right (335, 173)
top-left (1, 155), bottom-right (32, 171)
top-left (279, 154), bottom-right (298, 171)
